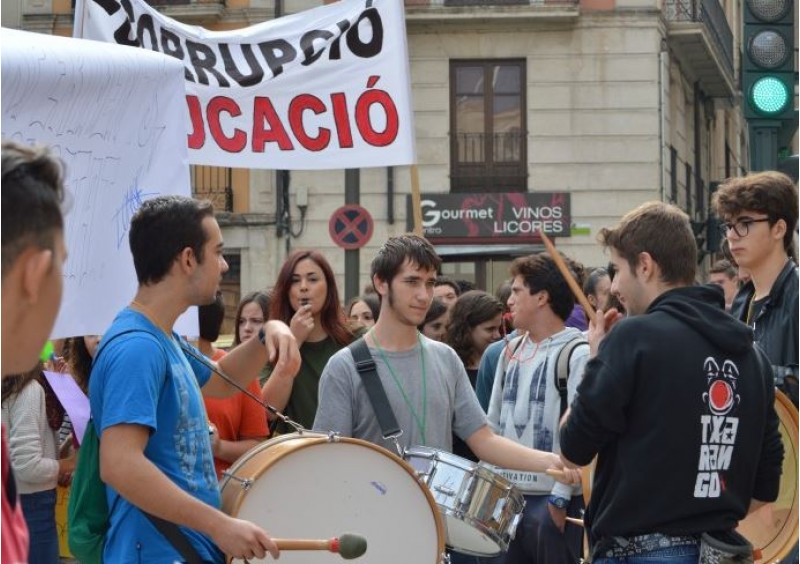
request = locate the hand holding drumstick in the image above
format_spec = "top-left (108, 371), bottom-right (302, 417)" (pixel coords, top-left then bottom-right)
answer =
top-left (538, 230), bottom-right (623, 355)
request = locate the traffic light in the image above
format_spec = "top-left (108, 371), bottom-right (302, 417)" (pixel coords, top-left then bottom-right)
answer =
top-left (742, 0), bottom-right (795, 120)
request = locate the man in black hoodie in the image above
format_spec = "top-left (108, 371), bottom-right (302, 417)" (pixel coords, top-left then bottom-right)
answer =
top-left (559, 201), bottom-right (784, 563)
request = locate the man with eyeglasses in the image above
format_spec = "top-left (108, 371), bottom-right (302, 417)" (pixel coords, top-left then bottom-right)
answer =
top-left (712, 171), bottom-right (798, 407)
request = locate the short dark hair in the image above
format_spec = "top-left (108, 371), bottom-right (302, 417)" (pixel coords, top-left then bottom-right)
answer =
top-left (712, 171), bottom-right (798, 255)
top-left (455, 279), bottom-right (476, 294)
top-left (434, 276), bottom-right (461, 295)
top-left (371, 234), bottom-right (441, 287)
top-left (510, 253), bottom-right (577, 321)
top-left (599, 201), bottom-right (696, 286)
top-left (198, 291), bottom-right (226, 342)
top-left (129, 195), bottom-right (215, 285)
top-left (1, 140), bottom-right (66, 279)
top-left (709, 259), bottom-right (737, 279)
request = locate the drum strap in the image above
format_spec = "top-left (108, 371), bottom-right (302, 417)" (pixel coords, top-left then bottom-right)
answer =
top-left (349, 338), bottom-right (403, 441)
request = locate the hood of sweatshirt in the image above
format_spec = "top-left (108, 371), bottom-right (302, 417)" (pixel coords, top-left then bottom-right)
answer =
top-left (647, 284), bottom-right (753, 356)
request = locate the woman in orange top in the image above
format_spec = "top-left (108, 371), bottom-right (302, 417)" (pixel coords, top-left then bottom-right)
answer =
top-left (200, 292), bottom-right (269, 479)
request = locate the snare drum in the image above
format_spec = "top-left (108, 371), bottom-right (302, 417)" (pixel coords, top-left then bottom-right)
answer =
top-left (403, 446), bottom-right (525, 556)
top-left (221, 433), bottom-right (445, 563)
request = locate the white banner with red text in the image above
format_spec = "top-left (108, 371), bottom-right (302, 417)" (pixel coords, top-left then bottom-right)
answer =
top-left (74, 0), bottom-right (416, 169)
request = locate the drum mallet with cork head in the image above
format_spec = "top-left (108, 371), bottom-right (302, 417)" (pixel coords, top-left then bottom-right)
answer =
top-left (274, 534), bottom-right (367, 559)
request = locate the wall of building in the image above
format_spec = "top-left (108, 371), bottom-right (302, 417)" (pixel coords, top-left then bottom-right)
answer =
top-left (13, 0), bottom-right (752, 295)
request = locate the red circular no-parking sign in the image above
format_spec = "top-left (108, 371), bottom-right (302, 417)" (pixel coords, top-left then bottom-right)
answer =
top-left (329, 204), bottom-right (374, 250)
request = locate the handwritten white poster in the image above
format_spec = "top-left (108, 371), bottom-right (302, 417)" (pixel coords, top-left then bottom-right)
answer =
top-left (1, 28), bottom-right (198, 339)
top-left (73, 0), bottom-right (416, 169)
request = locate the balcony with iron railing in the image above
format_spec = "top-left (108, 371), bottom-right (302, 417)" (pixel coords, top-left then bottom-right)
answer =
top-left (451, 131), bottom-right (527, 192)
top-left (662, 0), bottom-right (735, 98)
top-left (192, 165), bottom-right (233, 212)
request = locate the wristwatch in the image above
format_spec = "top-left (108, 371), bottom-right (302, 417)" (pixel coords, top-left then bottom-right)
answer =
top-left (547, 495), bottom-right (570, 510)
top-left (258, 327), bottom-right (266, 344)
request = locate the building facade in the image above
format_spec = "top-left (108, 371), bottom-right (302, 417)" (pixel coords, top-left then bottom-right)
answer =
top-left (11, 0), bottom-right (793, 314)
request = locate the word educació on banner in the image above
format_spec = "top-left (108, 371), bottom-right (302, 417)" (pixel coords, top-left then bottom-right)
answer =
top-left (186, 75), bottom-right (400, 154)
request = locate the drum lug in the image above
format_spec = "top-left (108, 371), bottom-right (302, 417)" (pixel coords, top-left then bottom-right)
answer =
top-left (326, 431), bottom-right (341, 443)
top-left (434, 485), bottom-right (457, 497)
top-left (221, 471), bottom-right (253, 491)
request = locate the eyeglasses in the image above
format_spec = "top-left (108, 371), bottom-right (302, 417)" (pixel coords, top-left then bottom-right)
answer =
top-left (718, 217), bottom-right (771, 238)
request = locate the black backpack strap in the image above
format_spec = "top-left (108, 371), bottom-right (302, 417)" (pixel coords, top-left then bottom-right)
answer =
top-left (349, 337), bottom-right (402, 440)
top-left (144, 514), bottom-right (203, 564)
top-left (92, 326), bottom-right (203, 564)
top-left (554, 336), bottom-right (589, 417)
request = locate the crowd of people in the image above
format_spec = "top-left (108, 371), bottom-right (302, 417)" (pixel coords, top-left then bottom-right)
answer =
top-left (2, 137), bottom-right (796, 564)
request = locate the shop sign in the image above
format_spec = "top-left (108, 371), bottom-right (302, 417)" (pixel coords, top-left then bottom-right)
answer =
top-left (406, 192), bottom-right (570, 244)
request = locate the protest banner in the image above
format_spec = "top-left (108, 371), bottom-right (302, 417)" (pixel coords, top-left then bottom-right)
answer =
top-left (74, 0), bottom-right (416, 169)
top-left (1, 28), bottom-right (197, 338)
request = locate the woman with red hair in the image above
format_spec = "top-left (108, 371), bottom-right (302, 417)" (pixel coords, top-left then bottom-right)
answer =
top-left (262, 250), bottom-right (354, 433)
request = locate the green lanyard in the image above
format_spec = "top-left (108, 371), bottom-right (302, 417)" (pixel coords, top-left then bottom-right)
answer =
top-left (372, 331), bottom-right (427, 444)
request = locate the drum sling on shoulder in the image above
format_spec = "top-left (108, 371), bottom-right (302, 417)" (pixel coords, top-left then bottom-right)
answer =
top-left (68, 328), bottom-right (203, 564)
top-left (349, 337), bottom-right (402, 443)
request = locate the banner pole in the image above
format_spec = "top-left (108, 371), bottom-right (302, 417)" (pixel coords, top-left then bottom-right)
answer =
top-left (410, 164), bottom-right (423, 236)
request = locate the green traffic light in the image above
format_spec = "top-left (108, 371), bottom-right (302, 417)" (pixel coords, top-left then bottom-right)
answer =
top-left (750, 76), bottom-right (790, 114)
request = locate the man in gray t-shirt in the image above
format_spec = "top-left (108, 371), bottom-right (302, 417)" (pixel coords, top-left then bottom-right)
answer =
top-left (315, 332), bottom-right (485, 453)
top-left (313, 234), bottom-right (579, 481)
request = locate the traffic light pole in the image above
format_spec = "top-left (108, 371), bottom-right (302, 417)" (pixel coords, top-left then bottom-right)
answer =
top-left (749, 121), bottom-right (780, 171)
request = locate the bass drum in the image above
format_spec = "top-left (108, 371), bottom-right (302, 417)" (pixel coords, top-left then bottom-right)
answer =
top-left (220, 432), bottom-right (446, 563)
top-left (737, 389), bottom-right (798, 562)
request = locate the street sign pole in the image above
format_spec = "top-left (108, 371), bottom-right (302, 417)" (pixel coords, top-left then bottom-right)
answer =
top-left (345, 169), bottom-right (360, 302)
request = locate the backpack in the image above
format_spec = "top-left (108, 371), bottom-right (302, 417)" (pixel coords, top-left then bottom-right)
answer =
top-left (66, 419), bottom-right (106, 564)
top-left (67, 328), bottom-right (166, 564)
top-left (500, 333), bottom-right (587, 417)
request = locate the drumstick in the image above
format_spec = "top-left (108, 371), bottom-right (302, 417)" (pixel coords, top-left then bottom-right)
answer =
top-left (274, 534), bottom-right (367, 559)
top-left (545, 467), bottom-right (582, 485)
top-left (538, 230), bottom-right (597, 325)
top-left (565, 516), bottom-right (585, 527)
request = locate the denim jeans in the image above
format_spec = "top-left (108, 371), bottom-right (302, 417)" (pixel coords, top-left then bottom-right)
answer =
top-left (593, 543), bottom-right (700, 564)
top-left (20, 488), bottom-right (60, 564)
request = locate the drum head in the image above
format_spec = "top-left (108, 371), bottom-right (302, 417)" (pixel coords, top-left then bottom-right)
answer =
top-left (222, 434), bottom-right (444, 563)
top-left (738, 390), bottom-right (799, 562)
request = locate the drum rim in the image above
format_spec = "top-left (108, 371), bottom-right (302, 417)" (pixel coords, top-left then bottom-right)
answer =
top-left (440, 506), bottom-right (508, 556)
top-left (742, 389), bottom-right (798, 561)
top-left (220, 432), bottom-right (447, 556)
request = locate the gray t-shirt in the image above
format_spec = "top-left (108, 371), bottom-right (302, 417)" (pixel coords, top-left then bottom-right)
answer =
top-left (313, 334), bottom-right (487, 453)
